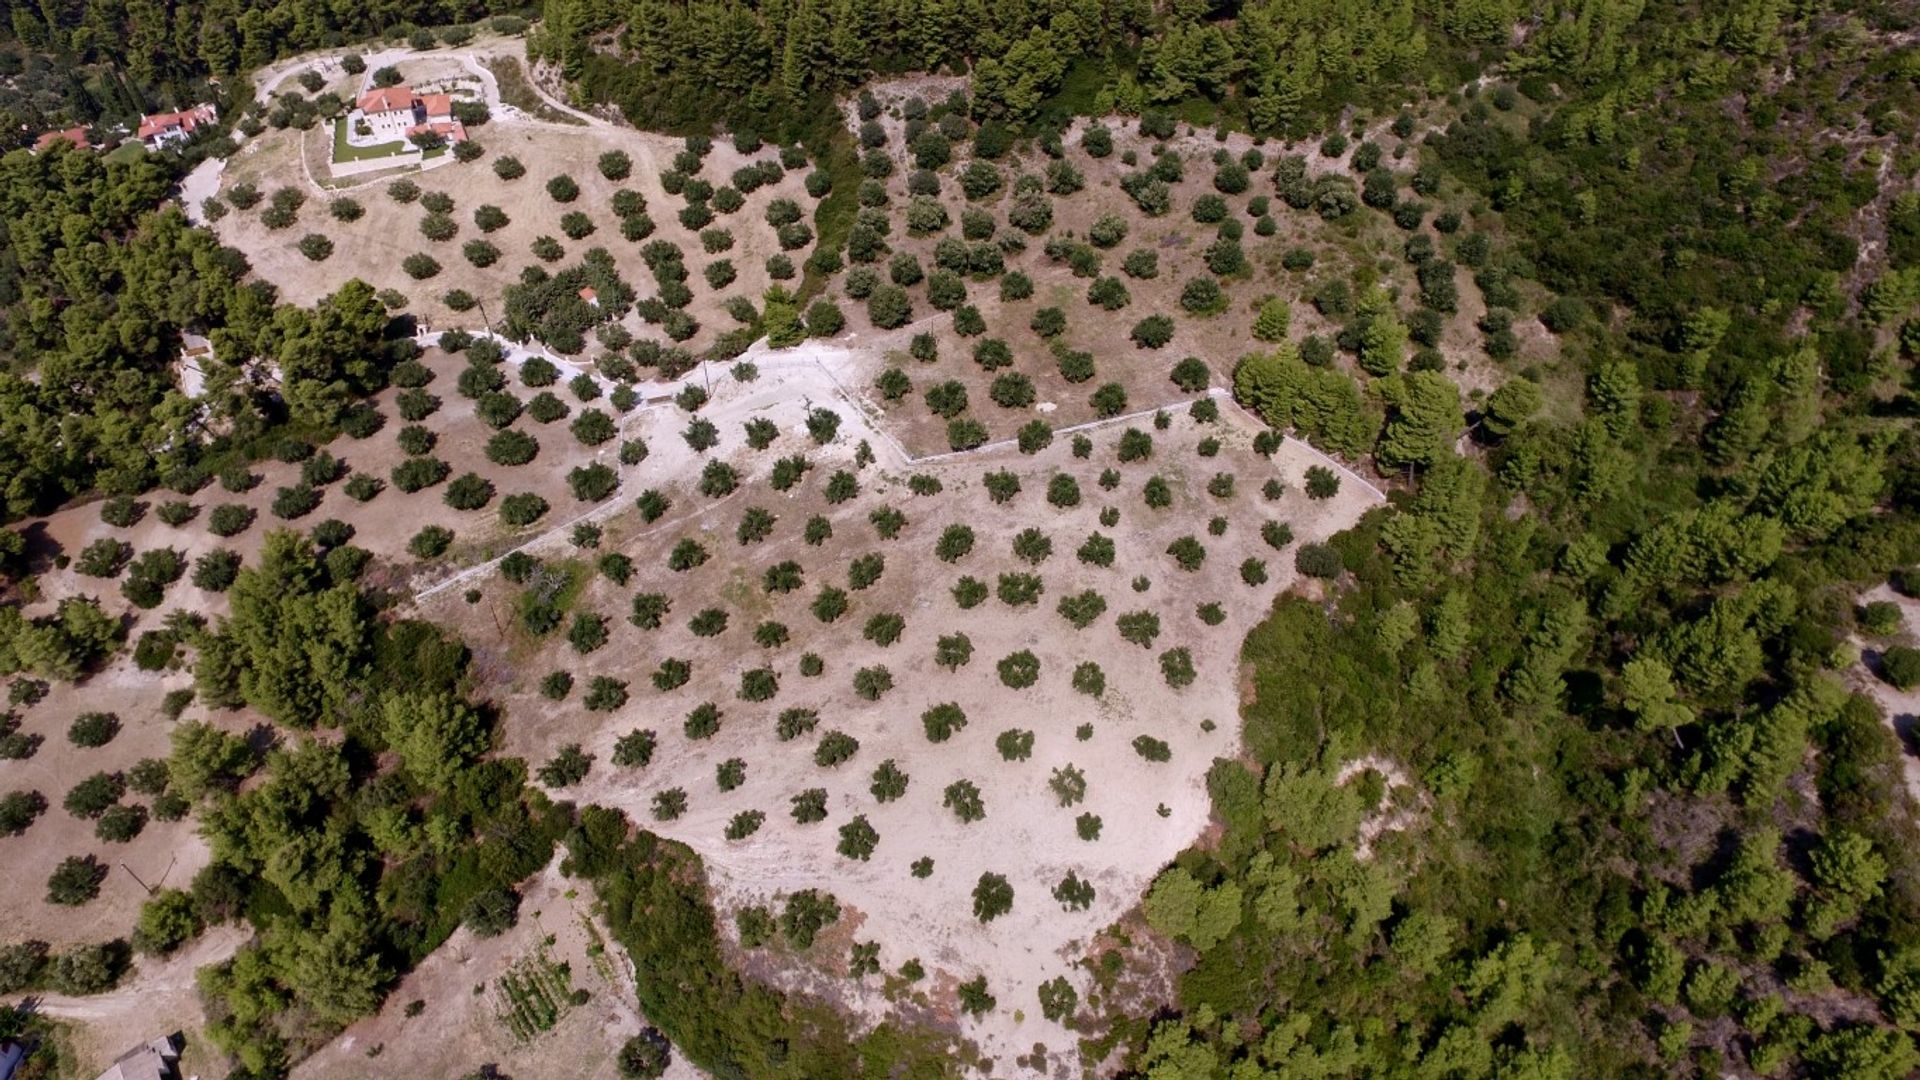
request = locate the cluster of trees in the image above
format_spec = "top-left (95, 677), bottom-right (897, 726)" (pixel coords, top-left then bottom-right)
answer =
top-left (170, 531), bottom-right (565, 1072)
top-left (0, 144), bottom-right (415, 521)
top-left (503, 249), bottom-right (636, 354)
top-left (2, 0), bottom-right (521, 90)
top-left (549, 0), bottom-right (1528, 135)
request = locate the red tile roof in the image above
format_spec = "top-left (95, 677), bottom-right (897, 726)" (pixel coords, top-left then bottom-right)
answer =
top-left (579, 287), bottom-right (599, 303)
top-left (420, 93), bottom-right (454, 119)
top-left (356, 85), bottom-right (416, 114)
top-left (403, 119), bottom-right (468, 144)
top-left (32, 126), bottom-right (88, 152)
top-left (136, 104), bottom-right (217, 142)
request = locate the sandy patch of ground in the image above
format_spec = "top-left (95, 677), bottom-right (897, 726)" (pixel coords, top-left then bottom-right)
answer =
top-left (1335, 754), bottom-right (1428, 861)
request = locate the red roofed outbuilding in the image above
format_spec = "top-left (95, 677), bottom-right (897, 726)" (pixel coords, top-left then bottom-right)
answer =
top-left (31, 126), bottom-right (90, 154)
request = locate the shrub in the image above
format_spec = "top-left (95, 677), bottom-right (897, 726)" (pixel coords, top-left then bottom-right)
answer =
top-left (462, 239), bottom-right (500, 267)
top-left (570, 463), bottom-right (619, 501)
top-left (1117, 610), bottom-right (1162, 648)
top-left (47, 855), bottom-right (107, 905)
top-left (980, 723), bottom-right (1038, 764)
top-left (594, 727), bottom-right (656, 775)
top-left (1132, 316), bottom-right (1174, 348)
top-left (1305, 465), bottom-right (1341, 498)
top-left (0, 791), bottom-right (47, 837)
top-left (1089, 382), bottom-right (1128, 417)
top-left (500, 493), bottom-right (550, 527)
top-left (953, 576), bottom-right (989, 608)
top-left (973, 872), bottom-right (1013, 922)
top-left (443, 473), bottom-right (494, 511)
top-left (651, 789), bottom-right (687, 820)
top-left (852, 665), bottom-right (893, 701)
top-left (815, 731), bottom-right (860, 767)
top-left (75, 538), bottom-right (131, 577)
top-left (1159, 647), bottom-right (1197, 688)
top-left (68, 712), bottom-right (120, 748)
top-left (838, 816), bottom-right (879, 860)
top-left (723, 811), bottom-right (764, 841)
top-left (463, 887), bottom-right (521, 938)
top-left (191, 549), bottom-right (242, 592)
top-left (1180, 275), bottom-right (1226, 314)
top-left (921, 702), bottom-right (969, 743)
top-left (990, 372), bottom-right (1035, 409)
top-left (945, 779), bottom-right (986, 823)
top-left (1164, 536), bottom-right (1208, 572)
top-left (1087, 276), bottom-right (1129, 310)
top-left (617, 1030), bottom-right (672, 1079)
top-left (998, 650), bottom-right (1041, 689)
top-left (585, 677), bottom-right (629, 711)
top-left (1133, 735), bottom-right (1173, 761)
top-left (547, 174), bottom-right (580, 202)
top-left (270, 484), bottom-right (322, 519)
top-left (1882, 646), bottom-right (1920, 691)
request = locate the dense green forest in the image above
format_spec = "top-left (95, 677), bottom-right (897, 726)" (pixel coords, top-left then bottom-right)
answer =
top-left (3, 0), bottom-right (1920, 1075)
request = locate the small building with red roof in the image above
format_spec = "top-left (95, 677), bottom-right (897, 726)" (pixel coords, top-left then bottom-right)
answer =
top-left (31, 126), bottom-right (90, 154)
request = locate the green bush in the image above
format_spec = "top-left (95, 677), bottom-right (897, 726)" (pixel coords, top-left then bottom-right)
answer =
top-left (67, 712), bottom-right (119, 748)
top-left (1882, 646), bottom-right (1920, 691)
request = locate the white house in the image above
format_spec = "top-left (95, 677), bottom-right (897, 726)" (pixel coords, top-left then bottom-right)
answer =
top-left (354, 85), bottom-right (465, 146)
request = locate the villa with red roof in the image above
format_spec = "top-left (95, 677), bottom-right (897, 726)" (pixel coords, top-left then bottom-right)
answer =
top-left (137, 104), bottom-right (217, 149)
top-left (353, 84), bottom-right (466, 146)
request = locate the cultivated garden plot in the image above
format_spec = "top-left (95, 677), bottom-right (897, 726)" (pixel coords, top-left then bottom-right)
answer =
top-left (422, 368), bottom-right (1379, 1069)
top-left (290, 859), bottom-right (685, 1080)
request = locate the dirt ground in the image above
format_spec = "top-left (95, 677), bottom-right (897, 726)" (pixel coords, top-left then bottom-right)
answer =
top-left (22, 925), bottom-right (248, 1079)
top-left (293, 858), bottom-right (700, 1080)
top-left (0, 660), bottom-right (219, 950)
top-left (414, 342), bottom-right (1381, 1071)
